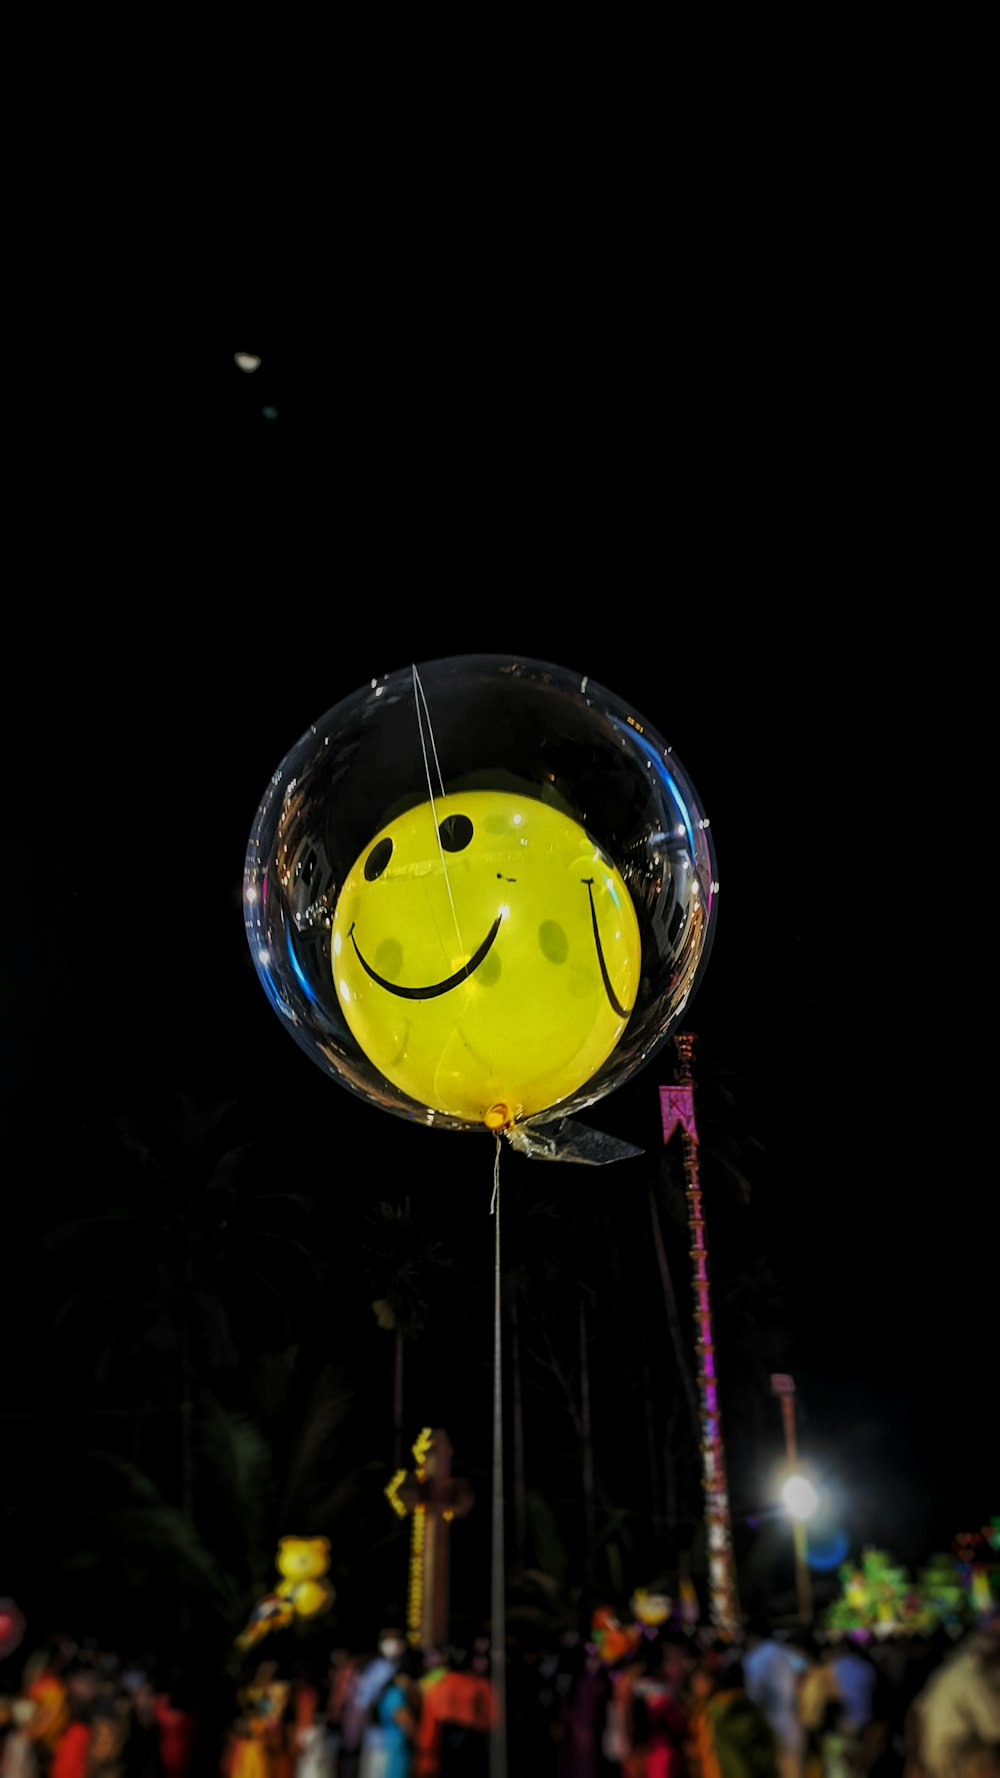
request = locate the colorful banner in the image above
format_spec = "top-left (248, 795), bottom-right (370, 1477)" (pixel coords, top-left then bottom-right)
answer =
top-left (659, 1084), bottom-right (698, 1145)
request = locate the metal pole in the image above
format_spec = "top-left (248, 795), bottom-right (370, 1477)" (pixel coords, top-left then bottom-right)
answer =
top-left (490, 1158), bottom-right (508, 1778)
top-left (771, 1375), bottom-right (813, 1625)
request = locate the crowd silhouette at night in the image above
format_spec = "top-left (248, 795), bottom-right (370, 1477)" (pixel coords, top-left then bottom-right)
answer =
top-left (2, 1605), bottom-right (997, 1778)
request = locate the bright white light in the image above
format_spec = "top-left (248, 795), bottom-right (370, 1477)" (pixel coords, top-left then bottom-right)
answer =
top-left (781, 1474), bottom-right (819, 1520)
top-left (235, 353), bottom-right (261, 372)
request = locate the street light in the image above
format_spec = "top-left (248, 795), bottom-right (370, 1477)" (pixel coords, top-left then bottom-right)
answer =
top-left (770, 1372), bottom-right (816, 1624)
top-left (781, 1473), bottom-right (820, 1521)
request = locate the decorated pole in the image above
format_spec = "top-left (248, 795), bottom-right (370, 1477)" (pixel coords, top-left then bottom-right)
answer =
top-left (660, 1033), bottom-right (741, 1635)
top-left (386, 1427), bottom-right (474, 1649)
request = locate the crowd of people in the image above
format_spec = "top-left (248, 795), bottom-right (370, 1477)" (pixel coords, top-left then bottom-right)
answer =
top-left (1, 1610), bottom-right (997, 1778)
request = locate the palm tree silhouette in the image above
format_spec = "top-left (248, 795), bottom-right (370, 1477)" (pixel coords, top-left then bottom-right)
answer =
top-left (361, 1196), bottom-right (454, 1470)
top-left (43, 1089), bottom-right (326, 1514)
top-left (65, 1348), bottom-right (378, 1680)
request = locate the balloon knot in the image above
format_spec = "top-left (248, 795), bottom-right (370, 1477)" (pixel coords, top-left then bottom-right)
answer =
top-left (484, 1102), bottom-right (513, 1131)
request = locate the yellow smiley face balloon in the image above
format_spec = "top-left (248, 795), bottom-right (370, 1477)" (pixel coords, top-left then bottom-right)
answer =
top-left (331, 790), bottom-right (641, 1129)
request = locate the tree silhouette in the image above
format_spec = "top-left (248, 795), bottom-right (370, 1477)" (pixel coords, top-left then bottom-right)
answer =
top-left (42, 1090), bottom-right (326, 1512)
top-left (55, 1349), bottom-right (375, 1680)
top-left (361, 1196), bottom-right (454, 1469)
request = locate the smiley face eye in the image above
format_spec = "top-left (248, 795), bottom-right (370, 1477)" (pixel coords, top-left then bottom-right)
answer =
top-left (440, 814), bottom-right (473, 852)
top-left (364, 837), bottom-right (394, 881)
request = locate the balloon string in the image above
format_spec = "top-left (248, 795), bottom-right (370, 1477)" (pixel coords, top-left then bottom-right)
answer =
top-left (412, 664), bottom-right (448, 804)
top-left (490, 1139), bottom-right (508, 1778)
top-left (412, 664), bottom-right (466, 961)
top-left (491, 1135), bottom-right (501, 1214)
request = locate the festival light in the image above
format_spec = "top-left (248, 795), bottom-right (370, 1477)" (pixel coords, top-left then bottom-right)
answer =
top-left (781, 1473), bottom-right (820, 1521)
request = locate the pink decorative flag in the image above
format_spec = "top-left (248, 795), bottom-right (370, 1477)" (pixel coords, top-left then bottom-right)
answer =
top-left (659, 1084), bottom-right (698, 1144)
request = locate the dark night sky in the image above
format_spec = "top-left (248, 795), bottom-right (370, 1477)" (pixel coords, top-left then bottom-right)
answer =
top-left (2, 341), bottom-right (992, 1639)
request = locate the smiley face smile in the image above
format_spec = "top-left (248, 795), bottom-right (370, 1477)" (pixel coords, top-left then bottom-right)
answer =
top-left (347, 876), bottom-right (629, 1016)
top-left (348, 911), bottom-right (504, 999)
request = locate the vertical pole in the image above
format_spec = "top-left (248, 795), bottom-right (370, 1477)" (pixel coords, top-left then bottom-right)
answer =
top-left (670, 1033), bottom-right (741, 1635)
top-left (773, 1377), bottom-right (813, 1625)
top-left (422, 1433), bottom-right (453, 1649)
top-left (387, 1429), bottom-right (473, 1650)
top-left (491, 1160), bottom-right (508, 1778)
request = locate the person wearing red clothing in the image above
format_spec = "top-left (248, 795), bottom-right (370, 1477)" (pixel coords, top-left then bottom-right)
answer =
top-left (22, 1649), bottom-right (70, 1766)
top-left (49, 1712), bottom-right (91, 1778)
top-left (288, 1662), bottom-right (320, 1746)
top-left (153, 1672), bottom-right (202, 1778)
top-left (414, 1645), bottom-right (497, 1778)
top-left (618, 1632), bottom-right (692, 1778)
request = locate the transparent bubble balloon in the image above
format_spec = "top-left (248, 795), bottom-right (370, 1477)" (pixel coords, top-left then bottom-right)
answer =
top-left (243, 655), bottom-right (719, 1149)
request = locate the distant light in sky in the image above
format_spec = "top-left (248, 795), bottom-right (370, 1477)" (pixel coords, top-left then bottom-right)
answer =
top-left (781, 1474), bottom-right (820, 1520)
top-left (235, 353), bottom-right (261, 373)
top-left (262, 406), bottom-right (278, 420)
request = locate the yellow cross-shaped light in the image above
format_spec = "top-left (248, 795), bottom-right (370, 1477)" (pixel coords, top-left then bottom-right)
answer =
top-left (385, 1469), bottom-right (411, 1519)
